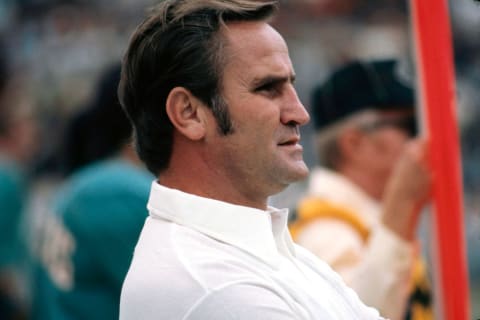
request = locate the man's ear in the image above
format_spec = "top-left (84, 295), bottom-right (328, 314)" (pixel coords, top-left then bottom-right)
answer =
top-left (165, 87), bottom-right (207, 141)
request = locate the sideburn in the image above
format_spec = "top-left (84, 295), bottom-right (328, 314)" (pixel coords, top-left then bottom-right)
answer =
top-left (211, 94), bottom-right (234, 135)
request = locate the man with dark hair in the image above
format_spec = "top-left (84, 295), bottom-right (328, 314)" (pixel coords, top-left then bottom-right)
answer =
top-left (31, 64), bottom-right (153, 320)
top-left (290, 59), bottom-right (433, 320)
top-left (118, 0), bottom-right (384, 319)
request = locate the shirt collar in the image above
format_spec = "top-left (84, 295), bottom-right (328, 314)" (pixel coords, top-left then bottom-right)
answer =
top-left (147, 181), bottom-right (296, 267)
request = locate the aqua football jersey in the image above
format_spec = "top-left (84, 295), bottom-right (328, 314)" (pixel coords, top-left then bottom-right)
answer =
top-left (32, 158), bottom-right (153, 319)
top-left (0, 158), bottom-right (28, 318)
top-left (0, 158), bottom-right (26, 268)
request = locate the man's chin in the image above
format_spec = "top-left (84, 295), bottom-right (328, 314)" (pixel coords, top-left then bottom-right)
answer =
top-left (295, 160), bottom-right (309, 176)
top-left (268, 167), bottom-right (309, 198)
top-left (285, 162), bottom-right (310, 183)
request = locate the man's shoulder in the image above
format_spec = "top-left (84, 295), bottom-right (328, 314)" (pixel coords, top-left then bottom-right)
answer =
top-left (125, 219), bottom-right (284, 296)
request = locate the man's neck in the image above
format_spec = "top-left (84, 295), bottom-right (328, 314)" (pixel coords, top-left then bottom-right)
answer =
top-left (159, 160), bottom-right (269, 211)
top-left (159, 174), bottom-right (270, 211)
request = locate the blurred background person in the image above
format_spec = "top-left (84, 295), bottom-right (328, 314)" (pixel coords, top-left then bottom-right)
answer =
top-left (0, 40), bottom-right (37, 320)
top-left (289, 59), bottom-right (433, 320)
top-left (30, 63), bottom-right (153, 320)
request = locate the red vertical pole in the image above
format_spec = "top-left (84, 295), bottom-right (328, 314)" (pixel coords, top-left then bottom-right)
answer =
top-left (410, 0), bottom-right (470, 319)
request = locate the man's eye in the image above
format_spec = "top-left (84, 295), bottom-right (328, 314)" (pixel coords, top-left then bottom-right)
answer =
top-left (256, 82), bottom-right (280, 94)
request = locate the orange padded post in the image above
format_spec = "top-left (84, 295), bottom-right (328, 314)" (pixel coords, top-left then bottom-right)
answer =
top-left (410, 0), bottom-right (470, 319)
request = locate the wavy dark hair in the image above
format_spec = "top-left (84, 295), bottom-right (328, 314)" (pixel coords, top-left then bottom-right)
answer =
top-left (118, 0), bottom-right (278, 175)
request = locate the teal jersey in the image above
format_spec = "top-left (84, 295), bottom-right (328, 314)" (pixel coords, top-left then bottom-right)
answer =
top-left (32, 159), bottom-right (153, 320)
top-left (0, 158), bottom-right (29, 319)
top-left (0, 158), bottom-right (26, 268)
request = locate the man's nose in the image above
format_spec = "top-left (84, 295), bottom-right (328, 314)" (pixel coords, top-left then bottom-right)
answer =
top-left (280, 86), bottom-right (310, 126)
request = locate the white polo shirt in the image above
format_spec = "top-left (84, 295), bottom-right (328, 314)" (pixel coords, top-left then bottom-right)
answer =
top-left (120, 182), bottom-right (384, 320)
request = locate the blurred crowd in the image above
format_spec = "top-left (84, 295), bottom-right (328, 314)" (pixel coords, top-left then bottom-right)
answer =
top-left (0, 0), bottom-right (479, 318)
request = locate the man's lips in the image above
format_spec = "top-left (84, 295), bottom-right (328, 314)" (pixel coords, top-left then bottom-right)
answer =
top-left (278, 136), bottom-right (300, 146)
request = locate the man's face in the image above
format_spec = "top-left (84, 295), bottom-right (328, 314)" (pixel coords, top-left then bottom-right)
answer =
top-left (359, 111), bottom-right (414, 185)
top-left (206, 21), bottom-right (310, 205)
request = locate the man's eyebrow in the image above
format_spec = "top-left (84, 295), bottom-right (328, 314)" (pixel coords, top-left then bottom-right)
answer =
top-left (251, 74), bottom-right (296, 87)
